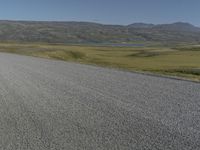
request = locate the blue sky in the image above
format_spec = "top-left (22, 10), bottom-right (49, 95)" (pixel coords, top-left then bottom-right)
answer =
top-left (0, 0), bottom-right (199, 26)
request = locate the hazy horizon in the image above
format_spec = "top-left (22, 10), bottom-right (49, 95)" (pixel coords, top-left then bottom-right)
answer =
top-left (0, 19), bottom-right (199, 28)
top-left (0, 0), bottom-right (199, 26)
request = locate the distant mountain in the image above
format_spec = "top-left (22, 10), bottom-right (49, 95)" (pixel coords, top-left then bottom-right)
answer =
top-left (127, 22), bottom-right (200, 43)
top-left (0, 20), bottom-right (199, 44)
top-left (152, 22), bottom-right (200, 32)
top-left (127, 23), bottom-right (155, 28)
top-left (127, 22), bottom-right (200, 32)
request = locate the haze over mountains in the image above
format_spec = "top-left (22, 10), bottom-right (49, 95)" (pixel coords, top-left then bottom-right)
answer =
top-left (0, 20), bottom-right (200, 44)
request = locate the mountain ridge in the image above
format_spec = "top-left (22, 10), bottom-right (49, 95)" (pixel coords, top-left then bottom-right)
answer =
top-left (0, 20), bottom-right (199, 44)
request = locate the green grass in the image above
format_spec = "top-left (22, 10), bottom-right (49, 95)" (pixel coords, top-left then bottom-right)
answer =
top-left (0, 42), bottom-right (200, 81)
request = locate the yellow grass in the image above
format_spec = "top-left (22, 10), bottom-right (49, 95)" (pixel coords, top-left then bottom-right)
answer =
top-left (0, 42), bottom-right (199, 81)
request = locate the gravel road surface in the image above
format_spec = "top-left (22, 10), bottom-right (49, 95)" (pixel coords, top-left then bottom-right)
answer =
top-left (0, 53), bottom-right (199, 150)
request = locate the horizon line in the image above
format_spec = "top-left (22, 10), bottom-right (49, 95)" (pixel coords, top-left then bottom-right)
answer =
top-left (0, 19), bottom-right (199, 27)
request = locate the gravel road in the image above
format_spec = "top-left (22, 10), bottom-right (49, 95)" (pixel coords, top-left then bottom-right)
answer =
top-left (0, 53), bottom-right (199, 150)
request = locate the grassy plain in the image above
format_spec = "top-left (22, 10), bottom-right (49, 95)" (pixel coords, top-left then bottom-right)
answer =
top-left (0, 42), bottom-right (199, 81)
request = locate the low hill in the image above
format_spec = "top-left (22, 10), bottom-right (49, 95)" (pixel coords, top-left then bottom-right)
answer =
top-left (0, 20), bottom-right (200, 44)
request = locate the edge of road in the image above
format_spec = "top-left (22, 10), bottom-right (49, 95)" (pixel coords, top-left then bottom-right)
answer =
top-left (0, 52), bottom-right (199, 84)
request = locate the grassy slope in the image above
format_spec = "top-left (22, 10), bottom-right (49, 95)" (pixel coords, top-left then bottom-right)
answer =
top-left (0, 42), bottom-right (200, 81)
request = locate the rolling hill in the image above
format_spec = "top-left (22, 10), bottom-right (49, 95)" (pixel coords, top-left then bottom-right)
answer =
top-left (0, 20), bottom-right (200, 44)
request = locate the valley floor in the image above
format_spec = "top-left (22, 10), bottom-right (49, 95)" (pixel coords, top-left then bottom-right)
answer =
top-left (0, 42), bottom-right (199, 81)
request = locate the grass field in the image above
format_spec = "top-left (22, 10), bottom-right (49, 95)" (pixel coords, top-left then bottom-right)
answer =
top-left (0, 42), bottom-right (200, 81)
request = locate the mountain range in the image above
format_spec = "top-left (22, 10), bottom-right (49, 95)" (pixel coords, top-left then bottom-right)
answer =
top-left (0, 20), bottom-right (199, 44)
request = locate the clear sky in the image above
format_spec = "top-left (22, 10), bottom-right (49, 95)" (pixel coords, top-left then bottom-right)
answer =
top-left (0, 0), bottom-right (199, 26)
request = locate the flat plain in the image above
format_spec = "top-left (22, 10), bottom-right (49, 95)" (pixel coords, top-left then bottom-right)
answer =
top-left (0, 42), bottom-right (199, 81)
